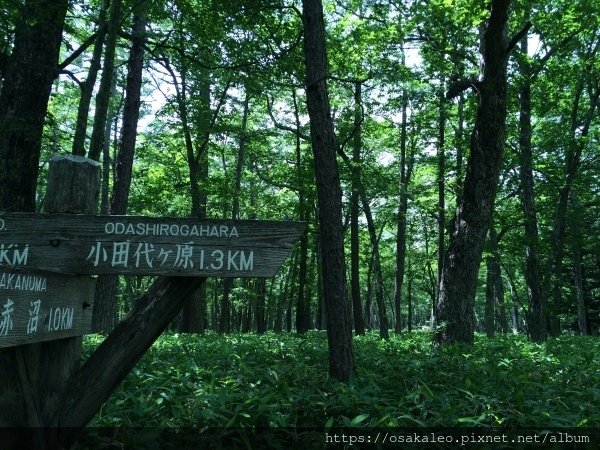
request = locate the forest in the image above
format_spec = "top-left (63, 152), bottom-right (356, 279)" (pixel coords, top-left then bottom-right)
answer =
top-left (0, 0), bottom-right (599, 446)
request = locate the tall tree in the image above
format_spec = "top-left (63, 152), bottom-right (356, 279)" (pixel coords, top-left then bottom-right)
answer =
top-left (71, 0), bottom-right (110, 157)
top-left (0, 0), bottom-right (69, 434)
top-left (294, 88), bottom-right (312, 334)
top-left (302, 0), bottom-right (354, 381)
top-left (350, 81), bottom-right (365, 335)
top-left (221, 90), bottom-right (250, 334)
top-left (394, 86), bottom-right (414, 333)
top-left (0, 0), bottom-right (69, 212)
top-left (485, 225), bottom-right (509, 336)
top-left (436, 81), bottom-right (447, 311)
top-left (545, 48), bottom-right (599, 335)
top-left (87, 0), bottom-right (121, 162)
top-left (92, 2), bottom-right (147, 333)
top-left (517, 31), bottom-right (545, 342)
top-left (434, 0), bottom-right (519, 344)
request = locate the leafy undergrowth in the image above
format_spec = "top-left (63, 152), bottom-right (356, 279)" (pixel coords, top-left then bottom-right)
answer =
top-left (83, 331), bottom-right (600, 430)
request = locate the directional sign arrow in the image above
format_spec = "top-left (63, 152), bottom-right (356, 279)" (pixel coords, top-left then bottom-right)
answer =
top-left (0, 214), bottom-right (306, 278)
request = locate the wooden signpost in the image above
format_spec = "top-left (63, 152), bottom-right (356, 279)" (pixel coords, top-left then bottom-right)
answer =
top-left (0, 213), bottom-right (304, 350)
top-left (0, 267), bottom-right (95, 348)
top-left (0, 155), bottom-right (305, 449)
top-left (0, 213), bottom-right (305, 278)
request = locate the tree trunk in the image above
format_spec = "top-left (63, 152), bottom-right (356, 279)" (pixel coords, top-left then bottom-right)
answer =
top-left (362, 196), bottom-right (388, 339)
top-left (0, 0), bottom-right (69, 212)
top-left (315, 231), bottom-right (326, 330)
top-left (436, 82), bottom-right (446, 304)
top-left (219, 91), bottom-right (250, 333)
top-left (394, 87), bottom-right (410, 334)
top-left (455, 92), bottom-right (465, 206)
top-left (495, 269), bottom-right (509, 334)
top-left (407, 262), bottom-right (413, 332)
top-left (302, 0), bottom-right (354, 381)
top-left (256, 279), bottom-right (267, 333)
top-left (571, 197), bottom-right (589, 335)
top-left (71, 0), bottom-right (109, 157)
top-left (350, 82), bottom-right (365, 335)
top-left (92, 4), bottom-right (147, 334)
top-left (573, 241), bottom-right (589, 335)
top-left (484, 226), bottom-right (504, 338)
top-left (518, 34), bottom-right (546, 342)
top-left (294, 89), bottom-right (311, 333)
top-left (0, 3), bottom-right (70, 439)
top-left (434, 0), bottom-right (510, 345)
top-left (87, 0), bottom-right (120, 162)
top-left (546, 76), bottom-right (599, 336)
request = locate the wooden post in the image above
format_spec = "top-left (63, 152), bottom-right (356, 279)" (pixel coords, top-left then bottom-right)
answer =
top-left (43, 155), bottom-right (101, 214)
top-left (38, 156), bottom-right (100, 434)
top-left (0, 155), bottom-right (100, 449)
top-left (0, 155), bottom-right (301, 448)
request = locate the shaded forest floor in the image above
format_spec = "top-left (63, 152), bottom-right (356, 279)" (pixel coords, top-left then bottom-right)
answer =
top-left (83, 330), bottom-right (600, 431)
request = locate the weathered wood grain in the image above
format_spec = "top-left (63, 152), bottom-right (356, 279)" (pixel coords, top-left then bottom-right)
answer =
top-left (0, 267), bottom-right (95, 348)
top-left (0, 213), bottom-right (306, 277)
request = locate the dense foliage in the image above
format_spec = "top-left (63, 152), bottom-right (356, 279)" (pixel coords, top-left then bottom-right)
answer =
top-left (85, 331), bottom-right (600, 432)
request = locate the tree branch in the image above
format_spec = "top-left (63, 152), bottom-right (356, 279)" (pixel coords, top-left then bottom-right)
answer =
top-left (265, 95), bottom-right (310, 141)
top-left (506, 21), bottom-right (532, 55)
top-left (60, 69), bottom-right (83, 88)
top-left (445, 76), bottom-right (479, 99)
top-left (57, 31), bottom-right (98, 72)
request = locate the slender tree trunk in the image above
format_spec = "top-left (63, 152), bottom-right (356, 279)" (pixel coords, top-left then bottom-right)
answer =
top-left (350, 81), bottom-right (365, 335)
top-left (394, 87), bottom-right (410, 334)
top-left (421, 214), bottom-right (436, 327)
top-left (87, 0), bottom-right (120, 162)
top-left (219, 91), bottom-right (250, 333)
top-left (546, 77), bottom-right (599, 336)
top-left (92, 6), bottom-right (146, 334)
top-left (293, 89), bottom-right (311, 334)
top-left (302, 0), bottom-right (354, 381)
top-left (335, 114), bottom-right (387, 338)
top-left (407, 262), bottom-right (413, 332)
top-left (573, 242), bottom-right (589, 335)
top-left (285, 254), bottom-right (299, 332)
top-left (571, 197), bottom-right (589, 335)
top-left (484, 226), bottom-right (503, 338)
top-left (275, 252), bottom-right (296, 332)
top-left (72, 0), bottom-right (109, 157)
top-left (365, 245), bottom-right (374, 330)
top-left (110, 8), bottom-right (145, 215)
top-left (455, 93), bottom-right (465, 206)
top-left (518, 34), bottom-right (546, 342)
top-left (256, 279), bottom-right (267, 333)
top-left (434, 0), bottom-right (510, 345)
top-left (362, 196), bottom-right (388, 339)
top-left (100, 77), bottom-right (120, 215)
top-left (436, 82), bottom-right (446, 302)
top-left (495, 269), bottom-right (509, 333)
top-left (315, 231), bottom-right (326, 330)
